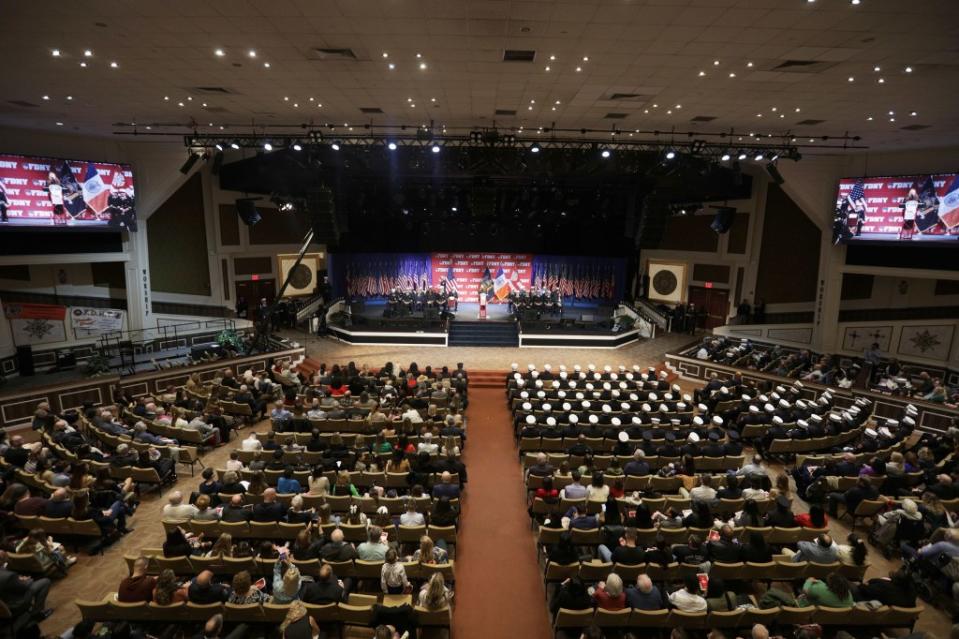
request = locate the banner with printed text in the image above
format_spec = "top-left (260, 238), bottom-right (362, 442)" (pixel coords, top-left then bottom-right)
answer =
top-left (430, 252), bottom-right (533, 303)
top-left (70, 306), bottom-right (125, 336)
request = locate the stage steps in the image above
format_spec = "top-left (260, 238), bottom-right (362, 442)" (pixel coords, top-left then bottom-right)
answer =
top-left (469, 370), bottom-right (509, 389)
top-left (448, 321), bottom-right (519, 348)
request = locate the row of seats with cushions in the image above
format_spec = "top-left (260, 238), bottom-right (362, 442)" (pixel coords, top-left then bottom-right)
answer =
top-left (269, 417), bottom-right (452, 435)
top-left (552, 602), bottom-right (923, 633)
top-left (198, 492), bottom-right (460, 515)
top-left (520, 450), bottom-right (746, 471)
top-left (528, 494), bottom-right (780, 518)
top-left (75, 596), bottom-right (451, 629)
top-left (541, 557), bottom-right (869, 586)
top-left (252, 431), bottom-right (463, 447)
top-left (536, 524), bottom-right (827, 548)
top-left (36, 431), bottom-right (186, 487)
top-left (124, 550), bottom-right (455, 582)
top-left (161, 519), bottom-right (458, 545)
top-left (525, 472), bottom-right (758, 494)
top-left (80, 421), bottom-right (202, 472)
top-left (767, 426), bottom-right (864, 455)
top-left (215, 468), bottom-right (460, 489)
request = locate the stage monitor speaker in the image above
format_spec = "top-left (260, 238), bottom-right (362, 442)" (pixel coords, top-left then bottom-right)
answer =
top-left (235, 198), bottom-right (262, 226)
top-left (710, 206), bottom-right (736, 234)
top-left (16, 345), bottom-right (34, 376)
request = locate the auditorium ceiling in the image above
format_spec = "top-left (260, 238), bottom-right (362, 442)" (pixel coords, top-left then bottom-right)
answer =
top-left (2, 0), bottom-right (958, 151)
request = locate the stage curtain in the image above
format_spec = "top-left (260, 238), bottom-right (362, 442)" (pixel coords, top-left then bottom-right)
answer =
top-left (531, 254), bottom-right (625, 301)
top-left (329, 253), bottom-right (432, 298)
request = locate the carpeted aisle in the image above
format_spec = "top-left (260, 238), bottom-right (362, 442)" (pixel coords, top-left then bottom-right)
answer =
top-left (453, 387), bottom-right (552, 639)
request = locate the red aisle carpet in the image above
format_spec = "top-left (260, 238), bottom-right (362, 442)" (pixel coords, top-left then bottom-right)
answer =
top-left (453, 387), bottom-right (552, 639)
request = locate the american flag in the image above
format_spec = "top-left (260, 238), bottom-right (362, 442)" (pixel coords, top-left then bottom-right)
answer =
top-left (847, 178), bottom-right (866, 211)
top-left (445, 266), bottom-right (458, 293)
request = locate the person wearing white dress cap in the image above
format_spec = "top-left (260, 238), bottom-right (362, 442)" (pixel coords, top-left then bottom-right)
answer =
top-left (528, 364), bottom-right (536, 371)
top-left (711, 415), bottom-right (723, 427)
top-left (536, 390), bottom-right (546, 399)
top-left (612, 417), bottom-right (622, 428)
top-left (519, 391), bottom-right (529, 399)
top-left (542, 403), bottom-right (552, 412)
top-left (641, 403), bottom-right (651, 413)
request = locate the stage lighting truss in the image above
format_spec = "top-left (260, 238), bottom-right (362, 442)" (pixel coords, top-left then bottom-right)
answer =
top-left (158, 124), bottom-right (863, 161)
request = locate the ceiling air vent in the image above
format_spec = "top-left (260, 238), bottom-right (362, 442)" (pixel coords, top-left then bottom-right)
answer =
top-left (7, 100), bottom-right (39, 108)
top-left (900, 124), bottom-right (930, 131)
top-left (690, 115), bottom-right (717, 122)
top-left (191, 86), bottom-right (237, 94)
top-left (310, 48), bottom-right (357, 60)
top-left (495, 109), bottom-right (517, 116)
top-left (604, 113), bottom-right (628, 119)
top-left (796, 119), bottom-right (826, 126)
top-left (607, 93), bottom-right (645, 101)
top-left (360, 107), bottom-right (384, 114)
top-left (204, 106), bottom-right (230, 113)
top-left (503, 49), bottom-right (536, 62)
top-left (771, 59), bottom-right (837, 73)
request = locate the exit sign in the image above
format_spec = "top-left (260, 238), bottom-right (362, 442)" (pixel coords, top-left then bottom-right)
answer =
top-left (704, 281), bottom-right (713, 289)
top-left (252, 274), bottom-right (260, 281)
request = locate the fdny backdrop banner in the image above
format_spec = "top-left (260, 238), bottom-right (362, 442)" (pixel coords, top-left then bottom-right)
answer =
top-left (0, 153), bottom-right (137, 230)
top-left (431, 252), bottom-right (533, 303)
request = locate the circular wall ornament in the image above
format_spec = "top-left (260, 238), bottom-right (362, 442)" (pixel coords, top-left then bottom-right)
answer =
top-left (652, 270), bottom-right (678, 296)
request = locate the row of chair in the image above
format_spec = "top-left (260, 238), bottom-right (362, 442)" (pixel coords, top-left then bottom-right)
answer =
top-left (521, 451), bottom-right (746, 472)
top-left (767, 426), bottom-right (865, 455)
top-left (525, 472), bottom-right (758, 494)
top-left (201, 492), bottom-right (459, 514)
top-left (251, 430), bottom-right (463, 446)
top-left (79, 420), bottom-right (203, 474)
top-left (529, 494), bottom-right (780, 518)
top-left (552, 603), bottom-right (923, 634)
top-left (536, 524), bottom-right (828, 548)
top-left (160, 519), bottom-right (458, 545)
top-left (542, 557), bottom-right (869, 586)
top-left (75, 596), bottom-right (451, 631)
top-left (215, 468), bottom-right (460, 489)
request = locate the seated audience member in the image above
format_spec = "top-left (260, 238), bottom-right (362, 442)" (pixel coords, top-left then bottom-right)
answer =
top-left (430, 496), bottom-right (459, 527)
top-left (400, 499), bottom-right (426, 527)
top-left (592, 572), bottom-right (627, 610)
top-left (193, 494), bottom-right (219, 521)
top-left (277, 467), bottom-right (302, 494)
top-left (319, 528), bottom-right (357, 562)
top-left (357, 526), bottom-right (389, 561)
top-left (561, 471), bottom-right (588, 500)
top-left (219, 470), bottom-right (246, 495)
top-left (669, 575), bottom-right (708, 612)
top-left (799, 573), bottom-right (854, 607)
top-left (418, 572), bottom-right (453, 610)
top-left (163, 528), bottom-right (195, 557)
top-left (162, 491), bottom-right (199, 520)
top-left (705, 578), bottom-right (738, 611)
top-left (791, 534), bottom-right (838, 563)
top-left (272, 560), bottom-right (302, 604)
top-left (549, 576), bottom-right (592, 615)
top-left (381, 548), bottom-right (410, 594)
top-left (855, 568), bottom-right (916, 607)
top-left (220, 494), bottom-right (250, 523)
top-left (0, 549), bottom-right (53, 622)
top-left (707, 525), bottom-right (741, 563)
top-left (683, 502), bottom-right (713, 528)
top-left (673, 534), bottom-right (708, 565)
top-left (626, 574), bottom-right (666, 610)
top-left (299, 563), bottom-right (345, 604)
top-left (118, 556), bottom-right (157, 603)
top-left (16, 529), bottom-right (76, 574)
top-left (252, 488), bottom-right (286, 522)
top-left (152, 569), bottom-right (189, 605)
top-left (432, 471), bottom-right (460, 499)
top-left (198, 468), bottom-right (222, 496)
top-left (740, 532), bottom-right (774, 563)
top-left (598, 527), bottom-right (646, 565)
top-left (412, 535), bottom-right (448, 564)
top-left (188, 570), bottom-right (231, 604)
top-left (794, 504), bottom-right (828, 529)
top-left (764, 495), bottom-right (796, 527)
top-left (229, 570), bottom-right (270, 604)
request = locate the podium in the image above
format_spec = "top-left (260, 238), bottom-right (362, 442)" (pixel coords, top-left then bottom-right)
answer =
top-left (479, 293), bottom-right (487, 320)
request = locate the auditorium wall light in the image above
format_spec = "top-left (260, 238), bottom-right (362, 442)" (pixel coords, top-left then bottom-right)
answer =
top-left (720, 151), bottom-right (731, 162)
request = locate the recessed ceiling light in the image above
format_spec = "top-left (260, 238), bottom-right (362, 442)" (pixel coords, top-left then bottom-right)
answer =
top-left (388, 63), bottom-right (395, 69)
top-left (549, 55), bottom-right (556, 61)
top-left (575, 66), bottom-right (582, 72)
top-left (746, 61), bottom-right (754, 68)
top-left (263, 62), bottom-right (270, 68)
top-left (888, 110), bottom-right (894, 115)
top-left (530, 99), bottom-right (535, 104)
top-left (51, 49), bottom-right (60, 57)
top-left (248, 50), bottom-right (257, 58)
top-left (79, 62), bottom-right (87, 68)
top-left (178, 101), bottom-right (184, 107)
top-left (42, 95), bottom-right (49, 101)
top-left (795, 107), bottom-right (801, 112)
top-left (666, 109), bottom-right (672, 114)
top-left (292, 143), bottom-right (302, 151)
top-left (866, 116), bottom-right (873, 121)
top-left (904, 66), bottom-right (913, 73)
top-left (284, 97), bottom-right (289, 101)
top-left (698, 70), bottom-right (705, 76)
top-left (528, 105), bottom-right (533, 110)
top-left (84, 49), bottom-right (93, 57)
top-left (419, 62), bottom-right (427, 70)
top-left (66, 95), bottom-right (73, 101)
top-left (187, 96), bottom-right (192, 101)
top-left (713, 60), bottom-right (720, 66)
top-left (382, 52), bottom-right (388, 58)
top-left (545, 66), bottom-right (550, 71)
top-left (410, 103), bottom-right (416, 108)
top-left (848, 76), bottom-right (855, 82)
top-left (601, 149), bottom-right (611, 158)
top-left (263, 142), bottom-right (273, 151)
top-left (721, 152), bottom-right (731, 161)
top-left (889, 117), bottom-right (895, 122)
top-left (110, 61), bottom-right (118, 68)
top-left (675, 104), bottom-right (682, 109)
top-left (771, 106), bottom-right (777, 112)
top-left (551, 107), bottom-right (556, 111)
top-left (431, 144), bottom-right (440, 153)
top-left (910, 111), bottom-right (917, 116)
top-left (202, 102), bottom-right (208, 107)
top-left (215, 49), bottom-right (225, 57)
top-left (582, 56), bottom-right (589, 62)
top-left (737, 151), bottom-right (748, 160)
top-left (729, 72), bottom-right (736, 78)
top-left (555, 100), bottom-right (561, 105)
top-left (878, 77), bottom-right (885, 83)
top-left (146, 126), bottom-right (151, 130)
top-left (665, 150), bottom-right (675, 159)
top-left (873, 65), bottom-right (880, 72)
top-left (293, 103), bottom-right (298, 108)
top-left (431, 97), bottom-right (436, 102)
top-left (851, 0), bottom-right (860, 4)
top-left (56, 121), bottom-right (63, 126)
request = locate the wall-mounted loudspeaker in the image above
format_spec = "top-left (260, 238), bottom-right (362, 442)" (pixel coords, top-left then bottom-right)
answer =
top-left (235, 198), bottom-right (262, 226)
top-left (710, 206), bottom-right (736, 234)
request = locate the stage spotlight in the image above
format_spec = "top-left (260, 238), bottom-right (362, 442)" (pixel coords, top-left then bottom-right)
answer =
top-left (179, 152), bottom-right (200, 174)
top-left (308, 130), bottom-right (323, 143)
top-left (469, 130), bottom-right (483, 143)
top-left (214, 142), bottom-right (224, 151)
top-left (720, 151), bottom-right (731, 162)
top-left (690, 139), bottom-right (707, 154)
top-left (230, 141), bottom-right (240, 150)
top-left (292, 143), bottom-right (302, 151)
top-left (431, 144), bottom-right (441, 153)
top-left (665, 149), bottom-right (676, 160)
top-left (331, 141), bottom-right (341, 151)
top-left (388, 141), bottom-right (397, 150)
top-left (600, 149), bottom-right (611, 158)
top-left (263, 141), bottom-right (273, 151)
top-left (530, 143), bottom-right (541, 153)
top-left (753, 151), bottom-right (764, 161)
top-left (737, 150), bottom-right (748, 160)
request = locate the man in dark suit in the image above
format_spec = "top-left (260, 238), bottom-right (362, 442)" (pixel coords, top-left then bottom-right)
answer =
top-left (431, 472), bottom-right (461, 499)
top-left (251, 489), bottom-right (286, 522)
top-left (623, 450), bottom-right (650, 476)
top-left (299, 563), bottom-right (347, 604)
top-left (707, 526), bottom-right (742, 563)
top-left (3, 436), bottom-right (30, 468)
top-left (320, 529), bottom-right (357, 562)
top-left (219, 495), bottom-right (251, 522)
top-left (187, 570), bottom-right (231, 604)
top-left (0, 551), bottom-right (52, 623)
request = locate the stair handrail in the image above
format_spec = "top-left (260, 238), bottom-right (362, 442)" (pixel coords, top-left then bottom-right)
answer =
top-left (630, 298), bottom-right (671, 330)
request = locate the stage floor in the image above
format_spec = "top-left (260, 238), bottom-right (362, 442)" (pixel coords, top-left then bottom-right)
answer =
top-left (349, 299), bottom-right (613, 323)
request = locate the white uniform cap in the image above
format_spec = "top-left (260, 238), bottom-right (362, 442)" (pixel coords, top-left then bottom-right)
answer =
top-left (525, 415), bottom-right (535, 425)
top-left (903, 416), bottom-right (915, 426)
top-left (719, 386), bottom-right (728, 393)
top-left (588, 364), bottom-right (596, 371)
top-left (589, 415), bottom-right (599, 424)
top-left (531, 371), bottom-right (539, 379)
top-left (612, 390), bottom-right (621, 398)
top-left (748, 405), bottom-right (759, 414)
top-left (574, 365), bottom-right (582, 372)
top-left (562, 402), bottom-right (571, 411)
top-left (569, 381), bottom-right (577, 389)
top-left (764, 403), bottom-right (775, 412)
top-left (649, 393), bottom-right (658, 401)
top-left (593, 373), bottom-right (602, 381)
top-left (528, 364), bottom-right (536, 371)
top-left (631, 416), bottom-right (642, 425)
top-left (697, 403), bottom-right (708, 412)
top-left (829, 413), bottom-right (841, 423)
top-left (683, 393), bottom-right (692, 402)
top-left (552, 380), bottom-right (560, 389)
top-left (693, 416), bottom-right (704, 426)
top-left (664, 393), bottom-right (674, 401)
top-left (582, 401), bottom-right (591, 409)
top-left (575, 392), bottom-right (584, 400)
top-left (535, 379), bottom-right (543, 387)
top-left (621, 402), bottom-right (631, 411)
top-left (537, 390), bottom-right (546, 398)
top-left (672, 384), bottom-right (681, 393)
top-left (522, 402), bottom-right (532, 410)
top-left (776, 385), bottom-right (786, 393)
top-left (712, 416), bottom-right (723, 426)
top-left (516, 378), bottom-right (525, 387)
top-left (641, 403), bottom-right (652, 412)
top-left (677, 402), bottom-right (687, 411)
top-left (659, 404), bottom-right (669, 413)
top-left (546, 417), bottom-right (556, 426)
top-left (810, 414), bottom-right (823, 423)
top-left (612, 418), bottom-right (622, 428)
top-left (688, 432), bottom-right (701, 442)
top-left (630, 393), bottom-right (639, 401)
top-left (879, 426), bottom-right (893, 438)
top-left (633, 365), bottom-right (641, 372)
top-left (560, 365), bottom-right (567, 372)
top-left (569, 414), bottom-right (579, 424)
top-left (511, 363), bottom-right (519, 370)
top-left (544, 364), bottom-right (552, 371)
top-left (560, 372), bottom-right (568, 380)
top-left (758, 395), bottom-right (769, 403)
top-left (619, 382), bottom-right (628, 390)
top-left (797, 419), bottom-right (808, 428)
top-left (602, 404), bottom-right (612, 413)
top-left (865, 428), bottom-right (878, 438)
top-left (586, 383), bottom-right (594, 391)
top-left (778, 399), bottom-right (789, 408)
top-left (603, 382), bottom-right (612, 391)
top-left (520, 391), bottom-right (529, 399)
top-left (771, 393), bottom-right (781, 401)
top-left (618, 365), bottom-right (626, 372)
top-left (626, 373), bottom-right (634, 381)
top-left (558, 390), bottom-right (567, 399)
top-left (542, 403), bottom-right (552, 412)
top-left (742, 394), bottom-right (752, 402)
top-left (772, 416), bottom-right (784, 425)
top-left (659, 371), bottom-right (668, 379)
top-left (610, 373), bottom-right (619, 381)
top-left (604, 365), bottom-right (612, 373)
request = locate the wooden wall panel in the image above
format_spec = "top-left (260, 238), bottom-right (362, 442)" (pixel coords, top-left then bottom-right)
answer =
top-left (147, 174), bottom-right (211, 295)
top-left (755, 185), bottom-right (821, 304)
top-left (658, 215), bottom-right (719, 252)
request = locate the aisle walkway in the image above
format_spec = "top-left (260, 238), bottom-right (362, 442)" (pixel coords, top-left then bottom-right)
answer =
top-left (453, 387), bottom-right (552, 639)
